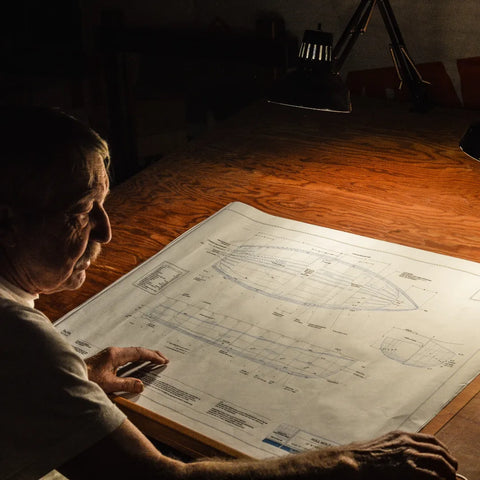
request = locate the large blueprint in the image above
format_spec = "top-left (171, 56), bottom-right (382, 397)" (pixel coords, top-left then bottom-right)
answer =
top-left (55, 202), bottom-right (480, 458)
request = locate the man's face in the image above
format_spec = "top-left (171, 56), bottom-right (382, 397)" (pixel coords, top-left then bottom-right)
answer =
top-left (11, 154), bottom-right (111, 295)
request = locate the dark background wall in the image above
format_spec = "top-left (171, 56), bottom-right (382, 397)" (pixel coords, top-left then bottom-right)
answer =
top-left (1, 1), bottom-right (479, 182)
top-left (83, 0), bottom-right (480, 107)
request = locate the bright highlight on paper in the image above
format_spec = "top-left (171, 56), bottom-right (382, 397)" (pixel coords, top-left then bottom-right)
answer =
top-left (55, 202), bottom-right (480, 459)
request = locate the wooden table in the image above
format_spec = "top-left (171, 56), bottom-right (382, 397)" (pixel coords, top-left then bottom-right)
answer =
top-left (38, 96), bottom-right (480, 476)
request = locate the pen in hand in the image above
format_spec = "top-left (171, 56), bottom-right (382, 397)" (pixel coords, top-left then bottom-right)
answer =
top-left (117, 360), bottom-right (167, 378)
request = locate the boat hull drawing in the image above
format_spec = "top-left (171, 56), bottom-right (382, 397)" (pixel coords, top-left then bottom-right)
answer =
top-left (214, 245), bottom-right (418, 311)
top-left (138, 296), bottom-right (356, 380)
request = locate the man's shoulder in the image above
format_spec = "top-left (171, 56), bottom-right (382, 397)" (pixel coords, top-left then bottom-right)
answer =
top-left (0, 297), bottom-right (49, 318)
top-left (0, 297), bottom-right (52, 336)
top-left (0, 298), bottom-right (74, 367)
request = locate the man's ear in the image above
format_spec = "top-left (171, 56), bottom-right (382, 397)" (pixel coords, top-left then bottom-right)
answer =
top-left (0, 204), bottom-right (16, 248)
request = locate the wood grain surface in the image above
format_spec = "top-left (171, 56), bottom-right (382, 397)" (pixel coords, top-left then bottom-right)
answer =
top-left (37, 96), bottom-right (480, 475)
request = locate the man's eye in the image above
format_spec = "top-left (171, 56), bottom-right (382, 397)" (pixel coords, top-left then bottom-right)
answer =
top-left (68, 212), bottom-right (90, 228)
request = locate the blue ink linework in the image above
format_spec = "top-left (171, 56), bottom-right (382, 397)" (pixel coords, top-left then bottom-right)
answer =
top-left (133, 296), bottom-right (356, 380)
top-left (213, 244), bottom-right (418, 311)
top-left (377, 328), bottom-right (457, 368)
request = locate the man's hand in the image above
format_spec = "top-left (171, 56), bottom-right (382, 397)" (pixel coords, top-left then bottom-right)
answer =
top-left (85, 346), bottom-right (169, 394)
top-left (345, 430), bottom-right (458, 479)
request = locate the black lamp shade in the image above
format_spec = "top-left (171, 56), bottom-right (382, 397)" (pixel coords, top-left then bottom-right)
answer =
top-left (267, 28), bottom-right (351, 113)
top-left (460, 122), bottom-right (480, 160)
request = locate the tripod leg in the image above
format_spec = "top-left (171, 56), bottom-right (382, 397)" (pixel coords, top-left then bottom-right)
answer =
top-left (377, 0), bottom-right (430, 110)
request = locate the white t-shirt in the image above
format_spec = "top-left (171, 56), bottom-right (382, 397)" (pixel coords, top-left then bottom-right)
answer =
top-left (0, 278), bottom-right (126, 479)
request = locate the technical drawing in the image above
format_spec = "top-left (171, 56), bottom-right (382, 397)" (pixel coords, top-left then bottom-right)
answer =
top-left (132, 295), bottom-right (357, 380)
top-left (213, 244), bottom-right (418, 311)
top-left (54, 202), bottom-right (480, 459)
top-left (134, 261), bottom-right (188, 294)
top-left (375, 328), bottom-right (458, 368)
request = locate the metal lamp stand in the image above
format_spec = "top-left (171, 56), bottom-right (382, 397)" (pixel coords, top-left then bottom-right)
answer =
top-left (333, 0), bottom-right (430, 111)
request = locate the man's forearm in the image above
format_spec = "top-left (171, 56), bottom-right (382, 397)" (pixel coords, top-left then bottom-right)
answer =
top-left (181, 448), bottom-right (358, 480)
top-left (175, 430), bottom-right (457, 480)
top-left (59, 421), bottom-right (456, 480)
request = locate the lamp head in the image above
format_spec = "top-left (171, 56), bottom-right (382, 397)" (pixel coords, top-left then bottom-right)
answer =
top-left (267, 26), bottom-right (351, 113)
top-left (460, 122), bottom-right (480, 161)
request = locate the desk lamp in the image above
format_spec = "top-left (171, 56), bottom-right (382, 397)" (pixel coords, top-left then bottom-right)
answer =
top-left (267, 25), bottom-right (351, 113)
top-left (268, 0), bottom-right (430, 113)
top-left (460, 122), bottom-right (480, 161)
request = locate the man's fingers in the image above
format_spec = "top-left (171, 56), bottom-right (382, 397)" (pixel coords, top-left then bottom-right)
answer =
top-left (351, 431), bottom-right (458, 480)
top-left (409, 432), bottom-right (454, 453)
top-left (102, 375), bottom-right (145, 394)
top-left (406, 433), bottom-right (458, 473)
top-left (368, 431), bottom-right (457, 466)
top-left (389, 432), bottom-right (458, 479)
top-left (85, 346), bottom-right (169, 394)
top-left (405, 450), bottom-right (458, 480)
top-left (115, 377), bottom-right (145, 394)
top-left (112, 346), bottom-right (169, 367)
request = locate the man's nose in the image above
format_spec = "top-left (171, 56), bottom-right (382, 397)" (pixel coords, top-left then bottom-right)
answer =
top-left (91, 204), bottom-right (112, 244)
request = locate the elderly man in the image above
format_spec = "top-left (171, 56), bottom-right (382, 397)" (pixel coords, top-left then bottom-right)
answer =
top-left (0, 106), bottom-right (458, 479)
